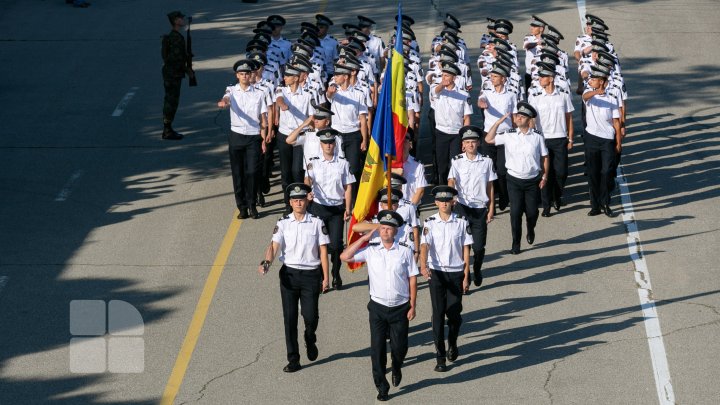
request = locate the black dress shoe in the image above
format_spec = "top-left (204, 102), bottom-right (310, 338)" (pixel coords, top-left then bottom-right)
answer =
top-left (603, 205), bottom-right (614, 217)
top-left (283, 362), bottom-right (301, 373)
top-left (434, 361), bottom-right (448, 372)
top-left (376, 392), bottom-right (389, 401)
top-left (306, 342), bottom-right (318, 361)
top-left (257, 193), bottom-right (266, 208)
top-left (237, 208), bottom-right (249, 219)
top-left (541, 208), bottom-right (552, 217)
top-left (473, 268), bottom-right (482, 287)
top-left (249, 206), bottom-right (260, 219)
top-left (391, 369), bottom-right (402, 387)
top-left (526, 230), bottom-right (535, 245)
top-left (554, 199), bottom-right (562, 210)
top-left (498, 201), bottom-right (508, 211)
top-left (510, 246), bottom-right (520, 255)
top-left (587, 208), bottom-right (602, 216)
top-left (447, 345), bottom-right (458, 362)
top-left (332, 278), bottom-right (343, 291)
top-left (162, 131), bottom-right (183, 140)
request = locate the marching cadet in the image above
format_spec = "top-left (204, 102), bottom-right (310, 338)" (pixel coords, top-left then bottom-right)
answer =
top-left (357, 15), bottom-right (385, 76)
top-left (340, 210), bottom-right (418, 401)
top-left (327, 62), bottom-right (369, 202)
top-left (582, 66), bottom-right (622, 217)
top-left (527, 62), bottom-right (575, 217)
top-left (352, 188), bottom-right (419, 255)
top-left (305, 128), bottom-right (355, 290)
top-left (430, 61), bottom-right (473, 186)
top-left (217, 60), bottom-right (268, 220)
top-left (448, 126), bottom-right (496, 287)
top-left (275, 64), bottom-right (315, 210)
top-left (485, 103), bottom-right (549, 255)
top-left (267, 15), bottom-right (292, 65)
top-left (316, 14), bottom-right (338, 79)
top-left (419, 186), bottom-right (473, 372)
top-left (478, 63), bottom-right (518, 211)
top-left (161, 10), bottom-right (194, 140)
top-left (285, 104), bottom-right (343, 178)
top-left (479, 18), bottom-right (496, 50)
top-left (395, 131), bottom-right (427, 207)
top-left (259, 183), bottom-right (330, 373)
top-left (523, 15), bottom-right (546, 95)
top-left (248, 51), bottom-right (277, 208)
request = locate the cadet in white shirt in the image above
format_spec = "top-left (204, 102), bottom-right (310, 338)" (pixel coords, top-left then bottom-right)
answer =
top-left (217, 60), bottom-right (268, 220)
top-left (305, 128), bottom-right (355, 290)
top-left (275, 65), bottom-right (315, 209)
top-left (523, 16), bottom-right (546, 94)
top-left (419, 186), bottom-right (473, 372)
top-left (430, 61), bottom-right (473, 186)
top-left (448, 126), bottom-right (497, 287)
top-left (527, 62), bottom-right (574, 217)
top-left (259, 183), bottom-right (330, 373)
top-left (582, 66), bottom-right (622, 218)
top-left (353, 189), bottom-right (419, 255)
top-left (478, 63), bottom-right (518, 211)
top-left (267, 15), bottom-right (291, 65)
top-left (327, 63), bottom-right (369, 201)
top-left (285, 104), bottom-right (344, 182)
top-left (341, 210), bottom-right (418, 402)
top-left (396, 131), bottom-right (427, 207)
top-left (316, 14), bottom-right (339, 78)
top-left (485, 102), bottom-right (549, 255)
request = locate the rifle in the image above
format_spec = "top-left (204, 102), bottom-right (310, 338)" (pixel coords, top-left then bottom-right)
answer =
top-left (187, 16), bottom-right (197, 87)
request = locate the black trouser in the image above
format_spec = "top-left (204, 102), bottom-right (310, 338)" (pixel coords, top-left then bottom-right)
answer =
top-left (277, 133), bottom-right (305, 206)
top-left (495, 145), bottom-right (509, 207)
top-left (279, 265), bottom-right (322, 364)
top-left (609, 149), bottom-right (622, 195)
top-left (584, 133), bottom-right (616, 210)
top-left (524, 73), bottom-right (532, 99)
top-left (228, 132), bottom-right (262, 210)
top-left (507, 174), bottom-right (541, 251)
top-left (162, 75), bottom-right (182, 124)
top-left (309, 203), bottom-right (344, 280)
top-left (428, 108), bottom-right (438, 183)
top-left (541, 138), bottom-right (569, 210)
top-left (429, 270), bottom-right (464, 359)
top-left (456, 204), bottom-right (488, 273)
top-left (368, 300), bottom-right (409, 394)
top-left (339, 130), bottom-right (362, 202)
top-left (435, 130), bottom-right (462, 186)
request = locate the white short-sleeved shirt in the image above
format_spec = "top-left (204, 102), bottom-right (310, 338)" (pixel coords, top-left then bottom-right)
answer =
top-left (494, 128), bottom-right (549, 179)
top-left (306, 155), bottom-right (356, 206)
top-left (479, 85), bottom-right (518, 133)
top-left (523, 35), bottom-right (541, 72)
top-left (275, 86), bottom-right (314, 135)
top-left (430, 85), bottom-right (473, 134)
top-left (401, 157), bottom-right (428, 204)
top-left (353, 242), bottom-right (419, 307)
top-left (421, 212), bottom-right (473, 271)
top-left (271, 213), bottom-right (330, 270)
top-left (527, 87), bottom-right (575, 139)
top-left (448, 153), bottom-right (498, 208)
top-left (584, 89), bottom-right (620, 140)
top-left (330, 86), bottom-right (369, 133)
top-left (295, 129), bottom-right (344, 169)
top-left (225, 84), bottom-right (268, 135)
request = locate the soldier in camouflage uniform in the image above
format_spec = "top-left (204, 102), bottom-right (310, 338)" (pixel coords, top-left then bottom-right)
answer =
top-left (161, 11), bottom-right (194, 140)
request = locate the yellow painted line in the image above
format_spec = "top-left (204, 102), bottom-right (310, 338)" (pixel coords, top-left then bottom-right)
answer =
top-left (160, 213), bottom-right (242, 405)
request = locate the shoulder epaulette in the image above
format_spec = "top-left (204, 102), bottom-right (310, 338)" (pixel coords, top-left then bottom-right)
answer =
top-left (425, 216), bottom-right (436, 221)
top-left (368, 242), bottom-right (380, 246)
top-left (338, 155), bottom-right (347, 160)
top-left (453, 154), bottom-right (464, 160)
top-left (480, 153), bottom-right (489, 158)
top-left (398, 242), bottom-right (410, 249)
top-left (279, 214), bottom-right (290, 221)
top-left (309, 156), bottom-right (320, 160)
top-left (506, 128), bottom-right (517, 133)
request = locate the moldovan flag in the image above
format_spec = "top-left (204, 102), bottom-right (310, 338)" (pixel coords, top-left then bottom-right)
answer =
top-left (346, 3), bottom-right (408, 270)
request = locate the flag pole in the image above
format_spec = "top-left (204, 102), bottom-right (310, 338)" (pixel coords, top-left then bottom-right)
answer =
top-left (385, 153), bottom-right (393, 209)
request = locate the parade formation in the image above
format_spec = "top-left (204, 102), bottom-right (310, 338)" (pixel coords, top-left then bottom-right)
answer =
top-left (165, 7), bottom-right (627, 401)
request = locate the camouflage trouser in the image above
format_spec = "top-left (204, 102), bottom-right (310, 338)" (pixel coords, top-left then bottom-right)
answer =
top-left (163, 76), bottom-right (182, 124)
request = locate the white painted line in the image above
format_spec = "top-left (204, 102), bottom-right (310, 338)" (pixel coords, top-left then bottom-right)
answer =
top-left (0, 276), bottom-right (8, 295)
top-left (111, 87), bottom-right (139, 117)
top-left (618, 165), bottom-right (675, 405)
top-left (55, 170), bottom-right (84, 202)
